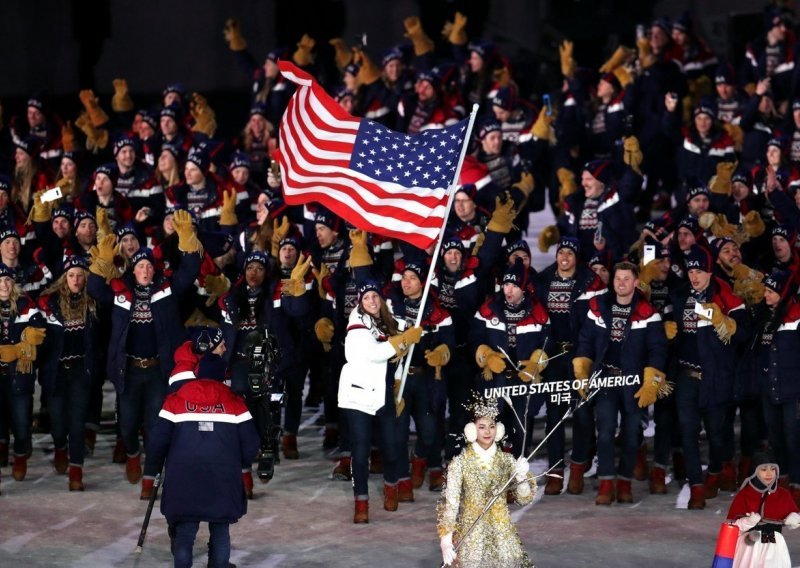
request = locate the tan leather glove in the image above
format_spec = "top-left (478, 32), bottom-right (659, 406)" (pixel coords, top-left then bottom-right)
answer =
top-left (79, 89), bottom-right (109, 127)
top-left (471, 232), bottom-right (486, 256)
top-left (75, 112), bottom-right (109, 152)
top-left (312, 263), bottom-right (331, 300)
top-left (531, 108), bottom-right (556, 143)
top-left (572, 356), bottom-right (593, 399)
top-left (88, 236), bottom-right (118, 283)
top-left (537, 225), bottom-right (560, 253)
top-left (21, 327), bottom-right (46, 346)
top-left (487, 193), bottom-right (517, 234)
top-left (599, 45), bottom-right (633, 73)
top-left (315, 317), bottom-right (335, 352)
top-left (223, 18), bottom-right (247, 51)
top-left (700, 302), bottom-right (737, 344)
top-left (425, 344), bottom-right (451, 379)
top-left (623, 136), bottom-right (643, 175)
top-left (637, 37), bottom-right (655, 70)
top-left (559, 40), bottom-right (575, 79)
top-left (723, 124), bottom-right (744, 152)
top-left (219, 188), bottom-right (238, 227)
top-left (96, 234), bottom-right (118, 265)
top-left (30, 191), bottom-right (53, 224)
top-left (475, 344), bottom-right (507, 381)
top-left (741, 211), bottom-right (765, 239)
top-left (203, 273), bottom-right (230, 307)
top-left (329, 38), bottom-right (353, 71)
top-left (709, 161), bottom-right (737, 196)
top-left (111, 78), bottom-right (134, 112)
top-left (634, 366), bottom-right (670, 407)
top-left (0, 341), bottom-right (38, 373)
top-left (282, 254), bottom-right (312, 297)
top-left (512, 172), bottom-right (535, 199)
top-left (173, 209), bottom-right (202, 253)
top-left (348, 229), bottom-right (373, 268)
top-left (96, 206), bottom-right (112, 238)
top-left (353, 48), bottom-right (381, 86)
top-left (557, 167), bottom-right (577, 206)
top-left (734, 279), bottom-right (766, 307)
top-left (271, 216), bottom-right (290, 257)
top-left (731, 263), bottom-right (763, 282)
top-left (403, 16), bottom-right (434, 56)
top-left (292, 34), bottom-right (316, 67)
top-left (613, 66), bottom-right (634, 88)
top-left (388, 326), bottom-right (423, 358)
top-left (61, 121), bottom-right (76, 152)
top-left (442, 12), bottom-right (468, 46)
top-left (519, 349), bottom-right (548, 383)
top-left (664, 320), bottom-right (677, 340)
top-left (190, 92), bottom-right (217, 138)
top-left (639, 259), bottom-right (662, 287)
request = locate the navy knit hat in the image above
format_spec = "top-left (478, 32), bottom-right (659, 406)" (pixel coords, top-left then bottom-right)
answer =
top-left (249, 103), bottom-right (269, 119)
top-left (27, 94), bottom-right (46, 112)
top-left (266, 47), bottom-right (290, 63)
top-left (140, 110), bottom-right (158, 131)
top-left (478, 118), bottom-right (502, 140)
top-left (710, 237), bottom-right (736, 260)
top-left (731, 168), bottom-right (753, 188)
top-left (583, 159), bottom-right (612, 185)
top-left (130, 247), bottom-right (155, 269)
top-left (677, 216), bottom-right (702, 239)
top-left (192, 326), bottom-right (224, 354)
top-left (505, 239), bottom-right (531, 260)
top-left (73, 209), bottom-right (96, 229)
top-left (772, 224), bottom-right (797, 245)
top-left (0, 228), bottom-right (20, 244)
top-left (14, 136), bottom-right (40, 156)
top-left (651, 17), bottom-right (672, 35)
top-left (767, 137), bottom-right (786, 153)
top-left (229, 150), bottom-right (251, 171)
top-left (557, 237), bottom-right (580, 256)
top-left (160, 103), bottom-right (183, 121)
top-left (502, 258), bottom-right (529, 290)
top-left (243, 251), bottom-right (269, 270)
top-left (115, 223), bottom-right (138, 241)
top-left (381, 47), bottom-right (403, 67)
top-left (764, 7), bottom-right (786, 31)
top-left (113, 136), bottom-right (136, 157)
top-left (672, 11), bottom-right (692, 34)
top-left (52, 206), bottom-right (72, 222)
top-left (692, 104), bottom-right (715, 119)
top-left (0, 263), bottom-right (13, 279)
top-left (357, 280), bottom-right (384, 302)
top-left (686, 181), bottom-right (709, 202)
top-left (455, 184), bottom-right (477, 201)
top-left (63, 255), bottom-right (88, 273)
top-left (600, 72), bottom-right (622, 92)
top-left (186, 149), bottom-right (210, 174)
top-left (403, 262), bottom-right (426, 283)
top-left (467, 40), bottom-right (494, 59)
top-left (764, 270), bottom-right (790, 297)
top-left (491, 87), bottom-right (515, 111)
top-left (160, 143), bottom-right (184, 163)
top-left (685, 244), bottom-right (713, 273)
top-left (589, 249), bottom-right (612, 269)
top-left (94, 163), bottom-right (119, 186)
top-left (314, 209), bottom-right (342, 232)
top-left (203, 232), bottom-right (235, 258)
top-left (714, 62), bottom-right (736, 85)
top-left (441, 238), bottom-right (465, 255)
top-left (278, 236), bottom-right (300, 252)
top-left (416, 70), bottom-right (440, 91)
top-left (162, 83), bottom-right (186, 102)
top-left (334, 87), bottom-right (355, 103)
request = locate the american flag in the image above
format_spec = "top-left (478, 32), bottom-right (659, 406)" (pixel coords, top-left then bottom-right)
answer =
top-left (276, 61), bottom-right (470, 249)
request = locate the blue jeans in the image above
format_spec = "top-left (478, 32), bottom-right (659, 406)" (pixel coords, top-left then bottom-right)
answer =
top-left (48, 363), bottom-right (92, 465)
top-left (674, 372), bottom-right (730, 485)
top-left (0, 367), bottom-right (31, 456)
top-left (345, 390), bottom-right (400, 496)
top-left (653, 395), bottom-right (681, 468)
top-left (595, 388), bottom-right (642, 479)
top-left (173, 521), bottom-right (230, 568)
top-left (118, 364), bottom-right (166, 456)
top-left (396, 373), bottom-right (435, 478)
top-left (762, 395), bottom-right (800, 485)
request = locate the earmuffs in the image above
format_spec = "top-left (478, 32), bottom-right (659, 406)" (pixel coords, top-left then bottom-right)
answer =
top-left (463, 421), bottom-right (505, 443)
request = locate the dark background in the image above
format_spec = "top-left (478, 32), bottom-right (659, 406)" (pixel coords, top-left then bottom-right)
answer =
top-left (0, 0), bottom-right (768, 139)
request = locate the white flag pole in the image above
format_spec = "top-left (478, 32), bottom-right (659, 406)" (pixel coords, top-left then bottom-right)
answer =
top-left (396, 104), bottom-right (481, 406)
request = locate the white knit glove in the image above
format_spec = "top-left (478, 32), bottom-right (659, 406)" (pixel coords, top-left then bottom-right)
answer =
top-left (515, 457), bottom-right (529, 481)
top-left (734, 512), bottom-right (761, 532)
top-left (440, 533), bottom-right (457, 566)
top-left (785, 512), bottom-right (800, 529)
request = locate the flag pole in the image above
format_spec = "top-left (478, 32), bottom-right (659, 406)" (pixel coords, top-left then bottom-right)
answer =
top-left (396, 104), bottom-right (481, 406)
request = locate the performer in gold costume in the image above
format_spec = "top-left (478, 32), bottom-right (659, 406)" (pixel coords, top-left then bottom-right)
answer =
top-left (437, 398), bottom-right (537, 567)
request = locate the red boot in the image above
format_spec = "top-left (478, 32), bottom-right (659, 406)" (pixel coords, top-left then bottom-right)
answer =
top-left (595, 479), bottom-right (615, 505)
top-left (703, 472), bottom-right (721, 499)
top-left (323, 426), bottom-right (338, 450)
top-left (242, 471), bottom-right (254, 499)
top-left (649, 467), bottom-right (667, 494)
top-left (633, 443), bottom-right (649, 481)
top-left (112, 437), bottom-right (126, 464)
top-left (12, 455), bottom-right (27, 481)
top-left (281, 434), bottom-right (299, 460)
top-left (332, 457), bottom-right (352, 481)
top-left (140, 477), bottom-right (154, 500)
top-left (68, 465), bottom-right (84, 491)
top-left (429, 469), bottom-right (444, 492)
top-left (353, 499), bottom-right (369, 523)
top-left (688, 484), bottom-right (706, 509)
top-left (383, 483), bottom-right (398, 511)
top-left (616, 479), bottom-right (633, 503)
top-left (126, 454), bottom-right (142, 484)
top-left (567, 462), bottom-right (587, 495)
top-left (53, 448), bottom-right (69, 474)
top-left (737, 457), bottom-right (752, 486)
top-left (411, 456), bottom-right (427, 489)
top-left (720, 461), bottom-right (738, 492)
top-left (545, 469), bottom-right (564, 495)
top-left (398, 478), bottom-right (414, 502)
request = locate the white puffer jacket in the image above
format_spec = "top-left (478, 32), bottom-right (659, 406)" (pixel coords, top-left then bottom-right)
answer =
top-left (338, 308), bottom-right (404, 415)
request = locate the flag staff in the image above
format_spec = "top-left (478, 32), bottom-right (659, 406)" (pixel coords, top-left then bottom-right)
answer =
top-left (396, 103), bottom-right (480, 406)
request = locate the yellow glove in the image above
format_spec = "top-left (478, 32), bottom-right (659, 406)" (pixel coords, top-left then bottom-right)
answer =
top-left (572, 356), bottom-right (593, 399)
top-left (741, 211), bottom-right (765, 239)
top-left (639, 259), bottom-right (662, 287)
top-left (531, 108), bottom-right (555, 143)
top-left (203, 273), bottom-right (230, 307)
top-left (111, 78), bottom-right (134, 112)
top-left (219, 188), bottom-right (238, 227)
top-left (623, 136), bottom-right (643, 175)
top-left (75, 112), bottom-right (109, 152)
top-left (61, 121), bottom-right (76, 152)
top-left (734, 279), bottom-right (766, 307)
top-left (723, 124), bottom-right (744, 152)
top-left (519, 349), bottom-right (548, 383)
top-left (664, 321), bottom-right (677, 340)
top-left (329, 38), bottom-right (353, 71)
top-left (637, 37), bottom-right (656, 70)
top-left (21, 327), bottom-right (46, 346)
top-left (613, 66), bottom-right (634, 88)
top-left (271, 216), bottom-right (290, 257)
top-left (30, 191), bottom-right (53, 224)
top-left (0, 341), bottom-right (38, 373)
top-left (442, 11), bottom-right (468, 45)
top-left (96, 206), bottom-right (112, 238)
top-left (512, 172), bottom-right (535, 199)
top-left (78, 89), bottom-right (109, 127)
top-left (471, 232), bottom-right (486, 256)
top-left (709, 161), bottom-right (737, 196)
top-left (599, 45), bottom-right (633, 73)
top-left (475, 344), bottom-right (507, 381)
top-left (282, 254), bottom-right (312, 297)
top-left (315, 317), bottom-right (335, 351)
top-left (559, 40), bottom-right (575, 79)
top-left (493, 66), bottom-right (512, 88)
top-left (538, 225), bottom-right (560, 253)
top-left (348, 229), bottom-right (373, 268)
top-left (312, 263), bottom-right (330, 300)
top-left (557, 168), bottom-right (577, 205)
top-left (388, 326), bottom-right (423, 358)
top-left (190, 92), bottom-right (217, 137)
top-left (88, 241), bottom-right (117, 284)
top-left (292, 34), bottom-right (316, 67)
top-left (487, 193), bottom-right (517, 234)
top-left (634, 366), bottom-right (670, 408)
top-left (403, 16), bottom-right (434, 56)
top-left (96, 234), bottom-right (118, 265)
top-left (223, 18), bottom-right (247, 51)
top-left (700, 302), bottom-right (737, 344)
top-left (353, 48), bottom-right (382, 86)
top-left (173, 209), bottom-right (202, 253)
top-left (425, 344), bottom-right (451, 379)
top-left (731, 263), bottom-right (763, 282)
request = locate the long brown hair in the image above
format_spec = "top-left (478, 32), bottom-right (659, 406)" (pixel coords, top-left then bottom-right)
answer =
top-left (358, 297), bottom-right (399, 337)
top-left (12, 159), bottom-right (34, 213)
top-left (41, 270), bottom-right (97, 321)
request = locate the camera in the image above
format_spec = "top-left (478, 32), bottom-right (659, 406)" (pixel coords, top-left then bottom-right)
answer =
top-left (243, 330), bottom-right (283, 481)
